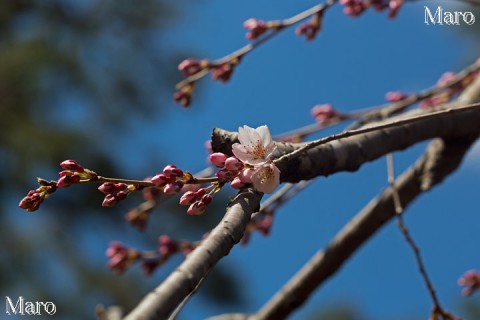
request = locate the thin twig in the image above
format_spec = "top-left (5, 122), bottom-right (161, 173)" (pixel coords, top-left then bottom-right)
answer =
top-left (386, 153), bottom-right (454, 319)
top-left (175, 0), bottom-right (337, 89)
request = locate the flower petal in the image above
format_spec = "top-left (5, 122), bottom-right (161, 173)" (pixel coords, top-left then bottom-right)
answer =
top-left (251, 164), bottom-right (280, 194)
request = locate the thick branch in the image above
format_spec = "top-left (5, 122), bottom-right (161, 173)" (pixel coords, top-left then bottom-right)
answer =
top-left (250, 133), bottom-right (477, 320)
top-left (209, 134), bottom-right (477, 320)
top-left (209, 72), bottom-right (480, 320)
top-left (212, 77), bottom-right (480, 183)
top-left (123, 189), bottom-right (262, 320)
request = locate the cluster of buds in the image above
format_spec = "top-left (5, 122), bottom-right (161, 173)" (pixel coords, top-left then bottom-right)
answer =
top-left (296, 12), bottom-right (323, 41)
top-left (458, 270), bottom-right (480, 296)
top-left (57, 160), bottom-right (97, 188)
top-left (310, 104), bottom-right (344, 124)
top-left (174, 58), bottom-right (241, 106)
top-left (18, 179), bottom-right (57, 212)
top-left (210, 152), bottom-right (254, 189)
top-left (179, 188), bottom-right (213, 215)
top-left (19, 160), bottom-right (97, 212)
top-left (99, 182), bottom-right (131, 207)
top-left (106, 236), bottom-right (196, 275)
top-left (340, 0), bottom-right (403, 18)
top-left (420, 70), bottom-right (480, 109)
top-left (151, 164), bottom-right (185, 195)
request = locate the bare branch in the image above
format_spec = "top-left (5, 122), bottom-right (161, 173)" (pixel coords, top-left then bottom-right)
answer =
top-left (123, 189), bottom-right (262, 320)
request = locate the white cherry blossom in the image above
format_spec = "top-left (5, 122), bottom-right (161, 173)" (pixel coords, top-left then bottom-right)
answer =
top-left (232, 125), bottom-right (276, 165)
top-left (251, 163), bottom-right (280, 194)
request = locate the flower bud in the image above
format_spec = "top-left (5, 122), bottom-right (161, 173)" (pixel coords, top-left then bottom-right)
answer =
top-left (209, 152), bottom-right (228, 168)
top-left (60, 160), bottom-right (84, 172)
top-left (163, 164), bottom-right (183, 179)
top-left (151, 173), bottom-right (168, 187)
top-left (187, 201), bottom-right (206, 215)
top-left (164, 181), bottom-right (184, 195)
top-left (224, 157), bottom-right (244, 171)
top-left (179, 191), bottom-right (197, 205)
top-left (57, 174), bottom-right (81, 188)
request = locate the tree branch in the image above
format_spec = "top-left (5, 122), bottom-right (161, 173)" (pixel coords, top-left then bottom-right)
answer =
top-left (212, 85), bottom-right (480, 184)
top-left (123, 189), bottom-right (262, 320)
top-left (209, 70), bottom-right (480, 320)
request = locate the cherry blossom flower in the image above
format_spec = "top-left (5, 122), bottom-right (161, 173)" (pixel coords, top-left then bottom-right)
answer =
top-left (232, 125), bottom-right (276, 165)
top-left (251, 163), bottom-right (280, 194)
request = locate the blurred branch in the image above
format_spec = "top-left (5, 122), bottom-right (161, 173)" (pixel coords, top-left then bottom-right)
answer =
top-left (122, 189), bottom-right (262, 320)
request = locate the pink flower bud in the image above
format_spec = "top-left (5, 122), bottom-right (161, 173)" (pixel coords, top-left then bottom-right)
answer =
top-left (195, 188), bottom-right (207, 197)
top-left (151, 173), bottom-right (168, 187)
top-left (224, 157), bottom-right (244, 171)
top-left (243, 18), bottom-right (268, 40)
top-left (178, 59), bottom-right (207, 77)
top-left (310, 104), bottom-right (340, 124)
top-left (164, 181), bottom-right (184, 195)
top-left (230, 177), bottom-right (246, 189)
top-left (102, 194), bottom-right (118, 207)
top-left (163, 164), bottom-right (183, 179)
top-left (173, 84), bottom-right (194, 108)
top-left (211, 63), bottom-right (234, 83)
top-left (115, 190), bottom-right (128, 201)
top-left (159, 235), bottom-right (178, 257)
top-left (187, 201), bottom-right (206, 215)
top-left (179, 191), bottom-right (197, 205)
top-left (200, 194), bottom-right (212, 206)
top-left (60, 160), bottom-right (84, 172)
top-left (57, 174), bottom-right (80, 188)
top-left (209, 152), bottom-right (228, 168)
top-left (106, 242), bottom-right (137, 274)
top-left (98, 182), bottom-right (127, 194)
top-left (216, 169), bottom-right (234, 182)
top-left (385, 91), bottom-right (409, 102)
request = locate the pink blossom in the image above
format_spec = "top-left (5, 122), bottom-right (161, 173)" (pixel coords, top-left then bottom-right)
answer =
top-left (251, 163), bottom-right (280, 194)
top-left (232, 125), bottom-right (276, 165)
